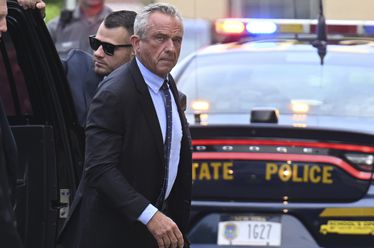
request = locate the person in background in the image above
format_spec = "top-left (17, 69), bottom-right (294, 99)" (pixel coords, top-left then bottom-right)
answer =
top-left (59, 3), bottom-right (192, 248)
top-left (0, 1), bottom-right (45, 247)
top-left (62, 10), bottom-right (136, 127)
top-left (47, 0), bottom-right (111, 58)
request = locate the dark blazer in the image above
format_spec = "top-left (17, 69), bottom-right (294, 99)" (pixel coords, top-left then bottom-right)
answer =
top-left (61, 49), bottom-right (103, 127)
top-left (0, 100), bottom-right (23, 248)
top-left (59, 59), bottom-right (192, 248)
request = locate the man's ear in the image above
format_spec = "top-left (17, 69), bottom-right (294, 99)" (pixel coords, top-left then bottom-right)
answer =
top-left (130, 35), bottom-right (140, 53)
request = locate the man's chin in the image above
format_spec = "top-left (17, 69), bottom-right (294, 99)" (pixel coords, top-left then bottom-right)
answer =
top-left (159, 61), bottom-right (176, 73)
top-left (94, 67), bottom-right (108, 77)
top-left (156, 66), bottom-right (174, 77)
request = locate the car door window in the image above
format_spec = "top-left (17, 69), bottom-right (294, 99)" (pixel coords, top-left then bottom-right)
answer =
top-left (0, 33), bottom-right (32, 117)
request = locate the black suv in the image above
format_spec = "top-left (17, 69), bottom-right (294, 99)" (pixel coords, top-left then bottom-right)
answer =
top-left (1, 1), bottom-right (83, 247)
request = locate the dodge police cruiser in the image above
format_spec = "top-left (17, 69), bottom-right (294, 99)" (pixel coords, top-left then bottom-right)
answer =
top-left (172, 10), bottom-right (374, 248)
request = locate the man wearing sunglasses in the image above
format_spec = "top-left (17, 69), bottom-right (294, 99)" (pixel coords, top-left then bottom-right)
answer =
top-left (62, 10), bottom-right (136, 127)
top-left (89, 11), bottom-right (135, 77)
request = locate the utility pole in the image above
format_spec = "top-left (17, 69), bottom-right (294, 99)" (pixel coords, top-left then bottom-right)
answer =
top-left (65, 0), bottom-right (76, 10)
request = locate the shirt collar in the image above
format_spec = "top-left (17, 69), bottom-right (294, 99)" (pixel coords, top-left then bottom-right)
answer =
top-left (136, 57), bottom-right (168, 94)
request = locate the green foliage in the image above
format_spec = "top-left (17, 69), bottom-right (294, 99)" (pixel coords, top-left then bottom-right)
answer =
top-left (44, 0), bottom-right (63, 22)
top-left (45, 0), bottom-right (62, 4)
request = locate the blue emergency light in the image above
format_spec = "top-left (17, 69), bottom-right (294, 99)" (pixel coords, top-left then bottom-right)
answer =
top-left (363, 25), bottom-right (374, 35)
top-left (246, 20), bottom-right (277, 34)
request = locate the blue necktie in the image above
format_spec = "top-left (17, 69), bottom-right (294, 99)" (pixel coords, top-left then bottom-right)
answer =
top-left (157, 79), bottom-right (172, 207)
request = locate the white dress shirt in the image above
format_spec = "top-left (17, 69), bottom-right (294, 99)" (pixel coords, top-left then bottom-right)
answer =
top-left (136, 58), bottom-right (183, 225)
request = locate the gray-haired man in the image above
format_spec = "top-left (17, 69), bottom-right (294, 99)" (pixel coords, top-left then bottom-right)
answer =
top-left (59, 3), bottom-right (191, 248)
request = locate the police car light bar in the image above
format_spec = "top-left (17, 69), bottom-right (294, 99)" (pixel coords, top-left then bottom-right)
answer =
top-left (215, 18), bottom-right (374, 36)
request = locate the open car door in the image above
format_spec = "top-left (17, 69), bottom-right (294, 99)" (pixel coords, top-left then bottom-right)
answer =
top-left (0, 1), bottom-right (84, 247)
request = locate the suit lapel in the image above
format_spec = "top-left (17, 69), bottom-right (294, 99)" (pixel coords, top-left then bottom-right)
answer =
top-left (168, 77), bottom-right (188, 134)
top-left (168, 76), bottom-right (191, 157)
top-left (84, 62), bottom-right (102, 109)
top-left (129, 60), bottom-right (164, 162)
top-left (168, 78), bottom-right (182, 118)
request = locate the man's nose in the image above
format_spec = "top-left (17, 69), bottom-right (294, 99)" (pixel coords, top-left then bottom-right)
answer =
top-left (164, 38), bottom-right (177, 52)
top-left (94, 45), bottom-right (105, 57)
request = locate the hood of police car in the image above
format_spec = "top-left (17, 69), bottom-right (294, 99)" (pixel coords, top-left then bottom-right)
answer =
top-left (185, 113), bottom-right (374, 134)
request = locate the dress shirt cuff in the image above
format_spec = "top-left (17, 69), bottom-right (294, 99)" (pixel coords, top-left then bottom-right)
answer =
top-left (137, 204), bottom-right (158, 225)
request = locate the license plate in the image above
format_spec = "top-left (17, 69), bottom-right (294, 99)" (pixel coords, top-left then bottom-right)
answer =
top-left (217, 220), bottom-right (281, 246)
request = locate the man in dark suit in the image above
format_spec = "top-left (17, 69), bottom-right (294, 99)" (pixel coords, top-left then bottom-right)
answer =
top-left (59, 3), bottom-right (192, 248)
top-left (62, 10), bottom-right (137, 127)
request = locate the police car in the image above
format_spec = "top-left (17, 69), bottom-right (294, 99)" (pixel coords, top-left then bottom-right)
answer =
top-left (172, 18), bottom-right (374, 247)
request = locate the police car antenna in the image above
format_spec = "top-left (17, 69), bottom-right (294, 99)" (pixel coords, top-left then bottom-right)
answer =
top-left (312, 0), bottom-right (327, 65)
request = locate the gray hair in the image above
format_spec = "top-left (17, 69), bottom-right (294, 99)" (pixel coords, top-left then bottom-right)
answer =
top-left (134, 2), bottom-right (183, 39)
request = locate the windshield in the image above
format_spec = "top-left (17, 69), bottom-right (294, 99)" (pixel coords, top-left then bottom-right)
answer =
top-left (177, 50), bottom-right (374, 118)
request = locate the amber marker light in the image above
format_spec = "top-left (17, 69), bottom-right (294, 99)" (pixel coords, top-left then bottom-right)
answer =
top-left (192, 100), bottom-right (210, 125)
top-left (291, 101), bottom-right (310, 114)
top-left (191, 100), bottom-right (210, 112)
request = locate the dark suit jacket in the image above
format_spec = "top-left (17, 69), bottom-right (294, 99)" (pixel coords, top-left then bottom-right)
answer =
top-left (59, 59), bottom-right (192, 248)
top-left (0, 100), bottom-right (23, 248)
top-left (61, 49), bottom-right (103, 127)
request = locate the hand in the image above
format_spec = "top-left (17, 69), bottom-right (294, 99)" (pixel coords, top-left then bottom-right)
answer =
top-left (17, 0), bottom-right (46, 18)
top-left (146, 211), bottom-right (184, 248)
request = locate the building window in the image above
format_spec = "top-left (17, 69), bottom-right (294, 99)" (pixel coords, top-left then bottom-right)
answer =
top-left (229, 0), bottom-right (318, 19)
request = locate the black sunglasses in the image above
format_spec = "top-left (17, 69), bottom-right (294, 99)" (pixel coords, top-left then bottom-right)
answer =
top-left (89, 35), bottom-right (132, 56)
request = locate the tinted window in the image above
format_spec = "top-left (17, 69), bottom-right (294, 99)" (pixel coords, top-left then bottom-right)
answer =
top-left (0, 33), bottom-right (32, 117)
